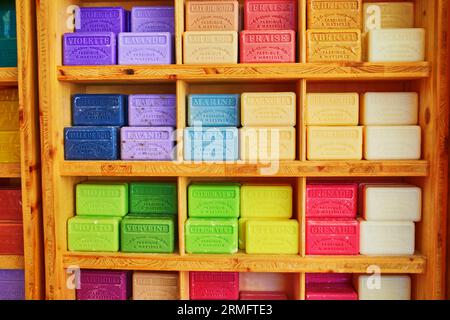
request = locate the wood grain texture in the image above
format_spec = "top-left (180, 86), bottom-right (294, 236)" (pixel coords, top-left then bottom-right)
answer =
top-left (0, 67), bottom-right (19, 85)
top-left (0, 163), bottom-right (21, 178)
top-left (0, 255), bottom-right (25, 269)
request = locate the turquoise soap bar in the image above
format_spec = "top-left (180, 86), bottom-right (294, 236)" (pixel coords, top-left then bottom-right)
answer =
top-left (76, 182), bottom-right (129, 217)
top-left (129, 182), bottom-right (177, 215)
top-left (188, 183), bottom-right (240, 218)
top-left (0, 1), bottom-right (17, 67)
top-left (188, 94), bottom-right (240, 127)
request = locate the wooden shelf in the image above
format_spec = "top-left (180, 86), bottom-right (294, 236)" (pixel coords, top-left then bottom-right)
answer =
top-left (0, 163), bottom-right (21, 178)
top-left (0, 67), bottom-right (19, 86)
top-left (0, 255), bottom-right (25, 269)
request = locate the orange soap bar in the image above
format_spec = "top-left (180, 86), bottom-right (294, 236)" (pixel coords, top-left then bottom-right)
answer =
top-left (308, 0), bottom-right (362, 29)
top-left (0, 222), bottom-right (24, 255)
top-left (186, 1), bottom-right (239, 31)
top-left (307, 29), bottom-right (362, 62)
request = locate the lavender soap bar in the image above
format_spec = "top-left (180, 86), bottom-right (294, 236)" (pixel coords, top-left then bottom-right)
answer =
top-left (129, 94), bottom-right (176, 127)
top-left (63, 32), bottom-right (117, 65)
top-left (121, 127), bottom-right (175, 160)
top-left (65, 127), bottom-right (119, 160)
top-left (75, 7), bottom-right (128, 34)
top-left (131, 6), bottom-right (175, 33)
top-left (118, 32), bottom-right (173, 65)
top-left (188, 94), bottom-right (240, 127)
top-left (72, 94), bottom-right (127, 126)
top-left (0, 270), bottom-right (25, 300)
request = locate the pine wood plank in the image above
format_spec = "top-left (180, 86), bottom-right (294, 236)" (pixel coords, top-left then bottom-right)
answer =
top-left (0, 163), bottom-right (21, 178)
top-left (0, 67), bottom-right (19, 85)
top-left (0, 255), bottom-right (25, 270)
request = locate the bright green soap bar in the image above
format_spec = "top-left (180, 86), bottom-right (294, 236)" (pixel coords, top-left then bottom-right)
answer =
top-left (68, 216), bottom-right (121, 252)
top-left (76, 182), bottom-right (129, 217)
top-left (185, 218), bottom-right (238, 254)
top-left (121, 215), bottom-right (176, 253)
top-left (241, 185), bottom-right (293, 218)
top-left (188, 183), bottom-right (240, 218)
top-left (130, 182), bottom-right (177, 215)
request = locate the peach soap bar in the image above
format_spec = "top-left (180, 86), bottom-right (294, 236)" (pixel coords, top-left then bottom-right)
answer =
top-left (183, 31), bottom-right (238, 64)
top-left (241, 185), bottom-right (292, 218)
top-left (307, 0), bottom-right (362, 29)
top-left (186, 1), bottom-right (239, 31)
top-left (358, 275), bottom-right (411, 300)
top-left (133, 272), bottom-right (179, 300)
top-left (363, 2), bottom-right (414, 32)
top-left (306, 93), bottom-right (359, 126)
top-left (307, 29), bottom-right (362, 62)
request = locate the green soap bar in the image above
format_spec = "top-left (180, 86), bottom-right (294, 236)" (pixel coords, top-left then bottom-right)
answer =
top-left (76, 182), bottom-right (129, 217)
top-left (130, 182), bottom-right (177, 215)
top-left (188, 183), bottom-right (240, 218)
top-left (121, 215), bottom-right (176, 253)
top-left (68, 216), bottom-right (121, 252)
top-left (185, 218), bottom-right (238, 254)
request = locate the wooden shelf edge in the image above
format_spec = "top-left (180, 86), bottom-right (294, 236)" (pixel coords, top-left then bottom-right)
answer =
top-left (0, 255), bottom-right (25, 270)
top-left (0, 163), bottom-right (22, 178)
top-left (0, 67), bottom-right (19, 85)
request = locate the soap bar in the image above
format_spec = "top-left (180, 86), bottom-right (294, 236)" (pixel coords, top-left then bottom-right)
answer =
top-left (121, 127), bottom-right (175, 161)
top-left (363, 2), bottom-right (414, 33)
top-left (240, 127), bottom-right (296, 161)
top-left (306, 284), bottom-right (358, 300)
top-left (361, 92), bottom-right (418, 125)
top-left (0, 270), bottom-right (25, 300)
top-left (0, 89), bottom-right (19, 130)
top-left (306, 273), bottom-right (353, 285)
top-left (239, 218), bottom-right (283, 249)
top-left (121, 215), bottom-right (176, 253)
top-left (308, 0), bottom-right (362, 29)
top-left (363, 185), bottom-right (422, 221)
top-left (131, 6), bottom-right (175, 33)
top-left (0, 38), bottom-right (17, 67)
top-left (190, 272), bottom-right (239, 300)
top-left (368, 28), bottom-right (425, 62)
top-left (241, 92), bottom-right (296, 126)
top-left (186, 1), bottom-right (239, 31)
top-left (306, 183), bottom-right (358, 218)
top-left (77, 270), bottom-right (131, 300)
top-left (364, 126), bottom-right (421, 160)
top-left (133, 272), bottom-right (179, 300)
top-left (183, 31), bottom-right (238, 64)
top-left (188, 183), bottom-right (240, 218)
top-left (241, 185), bottom-right (292, 218)
top-left (128, 94), bottom-right (176, 127)
top-left (118, 32), bottom-right (173, 65)
top-left (358, 275), bottom-right (411, 300)
top-left (306, 93), bottom-right (359, 126)
top-left (0, 222), bottom-right (24, 254)
top-left (0, 131), bottom-right (20, 163)
top-left (360, 220), bottom-right (415, 255)
top-left (68, 216), bottom-right (121, 252)
top-left (76, 182), bottom-right (128, 217)
top-left (0, 3), bottom-right (17, 67)
top-left (240, 291), bottom-right (288, 300)
top-left (244, 0), bottom-right (297, 31)
top-left (64, 126), bottom-right (119, 160)
top-left (188, 94), bottom-right (240, 127)
top-left (240, 273), bottom-right (290, 292)
top-left (240, 30), bottom-right (296, 63)
top-left (75, 7), bottom-right (127, 34)
top-left (0, 188), bottom-right (22, 220)
top-left (306, 219), bottom-right (359, 255)
top-left (246, 219), bottom-right (298, 254)
top-left (307, 29), bottom-right (362, 62)
top-left (63, 32), bottom-right (116, 65)
top-left (184, 127), bottom-right (239, 161)
top-left (72, 94), bottom-right (127, 127)
top-left (185, 218), bottom-right (238, 254)
top-left (129, 182), bottom-right (177, 215)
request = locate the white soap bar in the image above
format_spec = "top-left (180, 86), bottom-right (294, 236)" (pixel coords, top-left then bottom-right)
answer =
top-left (364, 126), bottom-right (421, 160)
top-left (360, 221), bottom-right (415, 255)
top-left (361, 92), bottom-right (419, 125)
top-left (368, 28), bottom-right (425, 62)
top-left (363, 2), bottom-right (415, 33)
top-left (240, 273), bottom-right (289, 292)
top-left (358, 275), bottom-right (411, 300)
top-left (364, 185), bottom-right (422, 221)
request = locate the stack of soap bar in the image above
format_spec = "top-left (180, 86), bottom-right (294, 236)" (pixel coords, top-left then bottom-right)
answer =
top-left (244, 0), bottom-right (297, 31)
top-left (306, 93), bottom-right (359, 126)
top-left (190, 272), bottom-right (239, 300)
top-left (188, 183), bottom-right (240, 218)
top-left (76, 270), bottom-right (131, 300)
top-left (131, 7), bottom-right (175, 33)
top-left (0, 89), bottom-right (19, 131)
top-left (306, 284), bottom-right (358, 300)
top-left (188, 94), bottom-right (240, 127)
top-left (240, 272), bottom-right (291, 292)
top-left (0, 131), bottom-right (20, 163)
top-left (0, 188), bottom-right (22, 221)
top-left (75, 7), bottom-right (128, 34)
top-left (128, 94), bottom-right (176, 127)
top-left (129, 182), bottom-right (177, 215)
top-left (186, 1), bottom-right (239, 31)
top-left (72, 94), bottom-right (127, 127)
top-left (363, 2), bottom-right (414, 33)
top-left (358, 275), bottom-right (411, 300)
top-left (63, 32), bottom-right (117, 65)
top-left (0, 0), bottom-right (17, 67)
top-left (240, 291), bottom-right (288, 300)
top-left (118, 32), bottom-right (173, 65)
top-left (121, 127), bottom-right (175, 160)
top-left (133, 272), bottom-right (179, 300)
top-left (183, 31), bottom-right (238, 64)
top-left (306, 183), bottom-right (358, 218)
top-left (0, 270), bottom-right (24, 300)
top-left (307, 0), bottom-right (362, 29)
top-left (240, 30), bottom-right (296, 63)
top-left (307, 29), bottom-right (362, 62)
top-left (64, 127), bottom-right (119, 160)
top-left (76, 182), bottom-right (129, 217)
top-left (0, 222), bottom-right (24, 254)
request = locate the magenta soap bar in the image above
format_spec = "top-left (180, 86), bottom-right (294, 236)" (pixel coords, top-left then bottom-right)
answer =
top-left (240, 291), bottom-right (288, 300)
top-left (306, 284), bottom-right (358, 300)
top-left (121, 127), bottom-right (175, 161)
top-left (306, 219), bottom-right (360, 255)
top-left (63, 32), bottom-right (117, 65)
top-left (131, 6), bottom-right (175, 34)
top-left (190, 272), bottom-right (239, 300)
top-left (306, 273), bottom-right (353, 285)
top-left (244, 0), bottom-right (298, 31)
top-left (118, 32), bottom-right (173, 65)
top-left (75, 7), bottom-right (127, 34)
top-left (240, 30), bottom-right (296, 63)
top-left (76, 270), bottom-right (131, 300)
top-left (306, 183), bottom-right (358, 219)
top-left (128, 94), bottom-right (176, 127)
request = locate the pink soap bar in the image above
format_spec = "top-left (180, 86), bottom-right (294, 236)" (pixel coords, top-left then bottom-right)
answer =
top-left (306, 219), bottom-right (359, 255)
top-left (306, 284), bottom-right (358, 300)
top-left (306, 183), bottom-right (358, 218)
top-left (244, 0), bottom-right (297, 31)
top-left (240, 291), bottom-right (288, 300)
top-left (190, 272), bottom-right (239, 300)
top-left (240, 30), bottom-right (296, 63)
top-left (306, 273), bottom-right (353, 285)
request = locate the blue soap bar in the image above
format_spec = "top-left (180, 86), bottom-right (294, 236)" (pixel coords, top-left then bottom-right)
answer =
top-left (184, 127), bottom-right (239, 161)
top-left (65, 127), bottom-right (119, 160)
top-left (0, 269), bottom-right (24, 300)
top-left (188, 94), bottom-right (240, 127)
top-left (72, 94), bottom-right (127, 126)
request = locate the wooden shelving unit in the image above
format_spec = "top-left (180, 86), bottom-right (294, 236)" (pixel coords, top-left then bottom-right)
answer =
top-left (0, 255), bottom-right (24, 270)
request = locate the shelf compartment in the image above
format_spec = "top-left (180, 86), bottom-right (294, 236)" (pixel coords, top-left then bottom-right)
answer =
top-left (0, 255), bottom-right (25, 269)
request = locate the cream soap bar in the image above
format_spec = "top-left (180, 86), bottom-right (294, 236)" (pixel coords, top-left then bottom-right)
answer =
top-left (358, 275), bottom-right (411, 300)
top-left (183, 31), bottom-right (238, 64)
top-left (306, 93), bottom-right (359, 125)
top-left (363, 2), bottom-right (414, 33)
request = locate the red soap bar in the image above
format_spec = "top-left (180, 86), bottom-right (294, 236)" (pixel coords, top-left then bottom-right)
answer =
top-left (0, 188), bottom-right (22, 221)
top-left (306, 219), bottom-right (359, 255)
top-left (306, 183), bottom-right (358, 218)
top-left (306, 284), bottom-right (358, 300)
top-left (240, 291), bottom-right (288, 300)
top-left (190, 272), bottom-right (239, 300)
top-left (244, 0), bottom-right (297, 31)
top-left (240, 30), bottom-right (296, 63)
top-left (306, 273), bottom-right (353, 285)
top-left (0, 222), bottom-right (24, 255)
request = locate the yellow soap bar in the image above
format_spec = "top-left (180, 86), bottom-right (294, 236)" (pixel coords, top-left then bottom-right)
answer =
top-left (246, 219), bottom-right (299, 254)
top-left (308, 0), bottom-right (362, 29)
top-left (0, 131), bottom-right (20, 163)
top-left (183, 31), bottom-right (238, 64)
top-left (306, 93), bottom-right (359, 125)
top-left (239, 217), bottom-right (284, 250)
top-left (241, 92), bottom-right (296, 126)
top-left (240, 127), bottom-right (296, 161)
top-left (307, 126), bottom-right (363, 160)
top-left (307, 29), bottom-right (362, 62)
top-left (363, 2), bottom-right (414, 33)
top-left (0, 89), bottom-right (19, 131)
top-left (241, 185), bottom-right (293, 218)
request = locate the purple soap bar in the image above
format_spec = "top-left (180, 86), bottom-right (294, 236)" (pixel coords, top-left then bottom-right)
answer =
top-left (121, 127), bottom-right (175, 160)
top-left (129, 94), bottom-right (176, 127)
top-left (77, 270), bottom-right (131, 300)
top-left (0, 270), bottom-right (25, 300)
top-left (63, 32), bottom-right (117, 65)
top-left (131, 6), bottom-right (175, 33)
top-left (75, 7), bottom-right (127, 34)
top-left (118, 32), bottom-right (173, 65)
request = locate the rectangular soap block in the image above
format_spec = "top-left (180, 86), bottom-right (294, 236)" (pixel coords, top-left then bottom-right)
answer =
top-left (241, 185), bottom-right (292, 218)
top-left (0, 89), bottom-right (19, 130)
top-left (64, 126), bottom-right (119, 160)
top-left (129, 182), bottom-right (177, 215)
top-left (68, 216), bottom-right (121, 252)
top-left (306, 219), bottom-right (359, 255)
top-left (188, 94), bottom-right (240, 127)
top-left (186, 1), bottom-right (239, 31)
top-left (0, 39), bottom-right (17, 67)
top-left (185, 218), bottom-right (238, 254)
top-left (307, 29), bottom-right (362, 62)
top-left (363, 2), bottom-right (414, 33)
top-left (244, 0), bottom-right (297, 31)
top-left (307, 126), bottom-right (363, 160)
top-left (306, 93), bottom-right (359, 126)
top-left (241, 92), bottom-right (296, 126)
top-left (240, 291), bottom-right (288, 300)
top-left (306, 273), bottom-right (353, 285)
top-left (0, 188), bottom-right (22, 221)
top-left (118, 32), bottom-right (173, 65)
top-left (246, 219), bottom-right (299, 254)
top-left (240, 30), bottom-right (296, 63)
top-left (306, 284), bottom-right (358, 300)
top-left (128, 94), bottom-right (176, 127)
top-left (368, 28), bottom-right (425, 62)
top-left (77, 270), bottom-right (131, 300)
top-left (361, 92), bottom-right (418, 125)
top-left (121, 127), bottom-right (175, 161)
top-left (188, 183), bottom-right (240, 218)
top-left (72, 94), bottom-right (127, 127)
top-left (240, 273), bottom-right (291, 292)
top-left (133, 272), bottom-right (179, 300)
top-left (75, 7), bottom-right (127, 34)
top-left (0, 1), bottom-right (17, 38)
top-left (0, 270), bottom-right (25, 300)
top-left (0, 222), bottom-right (24, 254)
top-left (183, 31), bottom-right (238, 64)
top-left (184, 127), bottom-right (239, 161)
top-left (364, 126), bottom-right (421, 160)
top-left (63, 32), bottom-right (116, 65)
top-left (0, 131), bottom-right (20, 163)
top-left (239, 218), bottom-right (283, 250)
top-left (131, 6), bottom-right (175, 33)
top-left (190, 272), bottom-right (239, 300)
top-left (306, 183), bottom-right (358, 218)
top-left (308, 0), bottom-right (362, 29)
top-left (76, 182), bottom-right (128, 217)
top-left (358, 275), bottom-right (411, 300)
